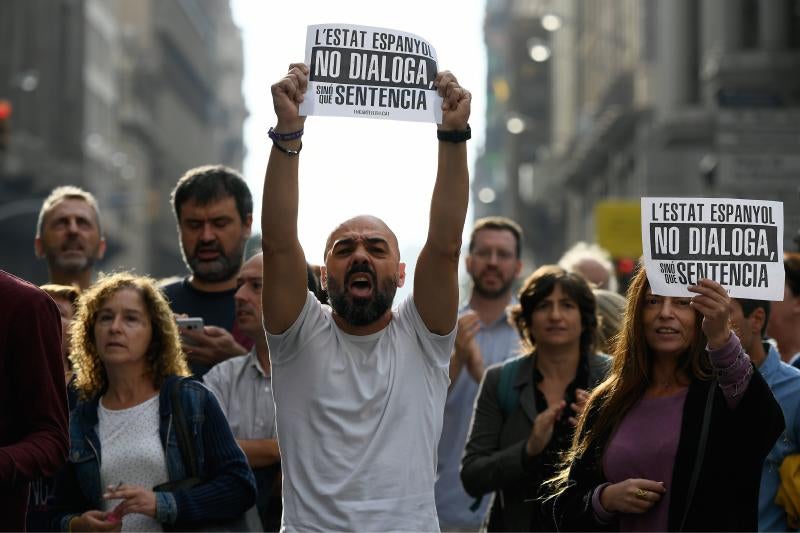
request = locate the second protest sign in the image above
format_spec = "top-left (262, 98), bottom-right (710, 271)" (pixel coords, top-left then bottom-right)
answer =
top-left (641, 197), bottom-right (784, 300)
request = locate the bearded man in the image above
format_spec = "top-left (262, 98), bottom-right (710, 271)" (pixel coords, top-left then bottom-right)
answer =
top-left (161, 165), bottom-right (254, 376)
top-left (35, 186), bottom-right (106, 289)
top-left (261, 62), bottom-right (471, 531)
top-left (436, 216), bottom-right (524, 530)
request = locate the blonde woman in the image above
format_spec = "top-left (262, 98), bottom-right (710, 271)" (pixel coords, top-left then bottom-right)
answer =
top-left (40, 283), bottom-right (81, 384)
top-left (53, 273), bottom-right (255, 532)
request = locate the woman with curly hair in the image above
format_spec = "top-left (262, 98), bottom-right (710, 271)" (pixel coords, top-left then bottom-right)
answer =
top-left (460, 266), bottom-right (611, 531)
top-left (544, 267), bottom-right (784, 531)
top-left (52, 272), bottom-right (255, 532)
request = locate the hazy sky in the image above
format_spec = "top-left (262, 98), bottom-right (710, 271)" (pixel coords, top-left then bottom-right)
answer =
top-left (230, 1), bottom-right (487, 298)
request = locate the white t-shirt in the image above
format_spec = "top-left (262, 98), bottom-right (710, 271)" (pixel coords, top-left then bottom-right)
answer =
top-left (98, 394), bottom-right (167, 532)
top-left (268, 292), bottom-right (455, 532)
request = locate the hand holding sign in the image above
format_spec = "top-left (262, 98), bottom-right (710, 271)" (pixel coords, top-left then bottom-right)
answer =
top-left (688, 278), bottom-right (732, 349)
top-left (435, 71), bottom-right (471, 131)
top-left (271, 63), bottom-right (309, 133)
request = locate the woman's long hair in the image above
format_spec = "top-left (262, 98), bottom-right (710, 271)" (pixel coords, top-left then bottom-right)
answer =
top-left (546, 266), bottom-right (710, 496)
top-left (70, 272), bottom-right (190, 400)
top-left (509, 265), bottom-right (597, 357)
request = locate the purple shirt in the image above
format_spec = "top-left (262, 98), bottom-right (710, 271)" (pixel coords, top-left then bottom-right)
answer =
top-left (590, 333), bottom-right (753, 529)
top-left (603, 389), bottom-right (687, 531)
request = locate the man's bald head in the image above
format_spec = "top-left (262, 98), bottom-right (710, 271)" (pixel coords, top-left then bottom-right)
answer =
top-left (324, 215), bottom-right (400, 261)
top-left (321, 215), bottom-right (405, 327)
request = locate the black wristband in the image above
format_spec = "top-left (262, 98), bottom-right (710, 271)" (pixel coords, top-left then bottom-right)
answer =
top-left (437, 124), bottom-right (471, 143)
top-left (270, 138), bottom-right (302, 156)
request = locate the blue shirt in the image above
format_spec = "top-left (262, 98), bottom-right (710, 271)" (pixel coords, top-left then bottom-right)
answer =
top-left (435, 303), bottom-right (521, 528)
top-left (759, 343), bottom-right (800, 532)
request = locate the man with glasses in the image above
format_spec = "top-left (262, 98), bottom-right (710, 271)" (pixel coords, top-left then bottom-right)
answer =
top-left (436, 216), bottom-right (524, 531)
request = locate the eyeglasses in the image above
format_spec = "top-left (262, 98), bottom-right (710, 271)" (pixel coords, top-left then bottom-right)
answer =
top-left (472, 248), bottom-right (516, 262)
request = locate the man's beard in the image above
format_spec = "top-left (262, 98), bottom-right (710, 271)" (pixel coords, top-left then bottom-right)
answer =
top-left (52, 253), bottom-right (94, 273)
top-left (48, 240), bottom-right (100, 273)
top-left (185, 240), bottom-right (245, 283)
top-left (327, 266), bottom-right (398, 326)
top-left (472, 269), bottom-right (514, 299)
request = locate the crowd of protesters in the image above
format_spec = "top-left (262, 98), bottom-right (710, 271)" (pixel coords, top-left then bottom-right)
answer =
top-left (2, 60), bottom-right (800, 533)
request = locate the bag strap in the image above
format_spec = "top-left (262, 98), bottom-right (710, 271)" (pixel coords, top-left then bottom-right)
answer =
top-left (497, 357), bottom-right (524, 417)
top-left (170, 377), bottom-right (199, 478)
top-left (678, 378), bottom-right (717, 532)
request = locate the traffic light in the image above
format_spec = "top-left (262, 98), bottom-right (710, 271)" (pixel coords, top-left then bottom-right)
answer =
top-left (0, 99), bottom-right (11, 152)
top-left (616, 257), bottom-right (638, 294)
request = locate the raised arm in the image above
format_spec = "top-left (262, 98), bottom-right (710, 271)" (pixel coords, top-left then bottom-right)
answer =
top-left (414, 72), bottom-right (471, 334)
top-left (262, 63), bottom-right (311, 334)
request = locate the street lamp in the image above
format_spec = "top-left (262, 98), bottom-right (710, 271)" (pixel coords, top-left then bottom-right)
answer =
top-left (527, 38), bottom-right (551, 62)
top-left (477, 187), bottom-right (497, 204)
top-left (12, 70), bottom-right (39, 92)
top-left (541, 14), bottom-right (563, 32)
top-left (506, 115), bottom-right (526, 134)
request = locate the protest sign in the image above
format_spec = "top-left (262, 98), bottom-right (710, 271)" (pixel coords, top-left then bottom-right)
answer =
top-left (641, 197), bottom-right (785, 300)
top-left (299, 24), bottom-right (441, 123)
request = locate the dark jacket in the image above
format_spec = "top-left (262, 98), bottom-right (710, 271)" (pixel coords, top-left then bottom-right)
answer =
top-left (52, 375), bottom-right (256, 530)
top-left (461, 353), bottom-right (611, 531)
top-left (547, 368), bottom-right (784, 532)
top-left (0, 271), bottom-right (69, 531)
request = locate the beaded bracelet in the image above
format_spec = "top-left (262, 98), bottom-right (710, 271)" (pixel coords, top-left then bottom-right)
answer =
top-left (268, 126), bottom-right (303, 156)
top-left (268, 126), bottom-right (303, 141)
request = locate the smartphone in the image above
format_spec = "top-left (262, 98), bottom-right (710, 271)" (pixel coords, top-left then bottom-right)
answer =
top-left (176, 317), bottom-right (204, 330)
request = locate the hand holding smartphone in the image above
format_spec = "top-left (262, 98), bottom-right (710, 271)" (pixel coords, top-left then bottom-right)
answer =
top-left (177, 316), bottom-right (205, 349)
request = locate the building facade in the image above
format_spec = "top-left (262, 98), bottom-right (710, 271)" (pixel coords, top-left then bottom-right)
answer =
top-left (0, 0), bottom-right (247, 282)
top-left (478, 0), bottom-right (800, 266)
top-left (474, 0), bottom-right (555, 267)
